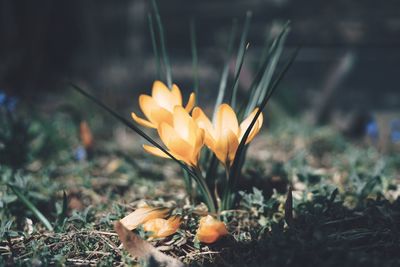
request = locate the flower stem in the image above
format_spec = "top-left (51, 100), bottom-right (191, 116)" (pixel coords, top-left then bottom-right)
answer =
top-left (193, 166), bottom-right (217, 213)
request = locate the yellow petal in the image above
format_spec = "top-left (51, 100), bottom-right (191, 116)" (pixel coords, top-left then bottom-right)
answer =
top-left (216, 104), bottom-right (239, 137)
top-left (152, 80), bottom-right (178, 111)
top-left (192, 107), bottom-right (217, 147)
top-left (184, 92), bottom-right (196, 112)
top-left (173, 106), bottom-right (196, 144)
top-left (213, 129), bottom-right (238, 165)
top-left (158, 123), bottom-right (194, 165)
top-left (139, 94), bottom-right (158, 122)
top-left (143, 216), bottom-right (181, 238)
top-left (150, 107), bottom-right (174, 126)
top-left (171, 84), bottom-right (183, 106)
top-left (196, 215), bottom-right (228, 244)
top-left (191, 127), bottom-right (205, 166)
top-left (131, 112), bottom-right (156, 128)
top-left (120, 207), bottom-right (169, 231)
top-left (143, 145), bottom-right (171, 159)
top-left (138, 95), bottom-right (172, 126)
top-left (239, 108), bottom-right (263, 144)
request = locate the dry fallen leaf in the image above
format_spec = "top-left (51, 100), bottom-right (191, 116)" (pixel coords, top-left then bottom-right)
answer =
top-left (114, 221), bottom-right (184, 267)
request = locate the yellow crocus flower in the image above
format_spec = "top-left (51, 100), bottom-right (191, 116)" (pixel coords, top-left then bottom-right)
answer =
top-left (196, 215), bottom-right (228, 244)
top-left (192, 103), bottom-right (263, 166)
top-left (120, 206), bottom-right (169, 231)
top-left (143, 106), bottom-right (205, 167)
top-left (131, 80), bottom-right (195, 128)
top-left (142, 216), bottom-right (181, 238)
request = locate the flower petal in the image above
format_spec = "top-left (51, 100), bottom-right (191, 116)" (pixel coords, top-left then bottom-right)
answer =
top-left (214, 129), bottom-right (239, 165)
top-left (143, 145), bottom-right (171, 159)
top-left (184, 92), bottom-right (196, 112)
top-left (158, 122), bottom-right (194, 165)
top-left (239, 108), bottom-right (263, 144)
top-left (131, 112), bottom-right (156, 128)
top-left (152, 80), bottom-right (178, 111)
top-left (143, 216), bottom-right (181, 238)
top-left (173, 106), bottom-right (196, 144)
top-left (191, 127), bottom-right (205, 165)
top-left (120, 207), bottom-right (169, 231)
top-left (171, 84), bottom-right (183, 106)
top-left (196, 215), bottom-right (228, 244)
top-left (216, 104), bottom-right (239, 137)
top-left (139, 95), bottom-right (170, 125)
top-left (192, 107), bottom-right (217, 146)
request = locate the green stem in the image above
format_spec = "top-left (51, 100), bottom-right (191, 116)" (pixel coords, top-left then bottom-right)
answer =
top-left (8, 184), bottom-right (54, 231)
top-left (193, 166), bottom-right (216, 213)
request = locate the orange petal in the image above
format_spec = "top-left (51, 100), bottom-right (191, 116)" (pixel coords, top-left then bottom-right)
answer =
top-left (131, 112), bottom-right (156, 128)
top-left (216, 104), bottom-right (239, 137)
top-left (196, 215), bottom-right (228, 244)
top-left (185, 92), bottom-right (196, 112)
top-left (171, 84), bottom-right (183, 106)
top-left (158, 123), bottom-right (194, 165)
top-left (173, 106), bottom-right (194, 143)
top-left (143, 216), bottom-right (181, 238)
top-left (239, 108), bottom-right (263, 144)
top-left (192, 107), bottom-right (217, 147)
top-left (139, 95), bottom-right (157, 121)
top-left (173, 106), bottom-right (197, 144)
top-left (143, 145), bottom-right (186, 163)
top-left (214, 129), bottom-right (239, 166)
top-left (193, 127), bottom-right (205, 163)
top-left (152, 80), bottom-right (178, 111)
top-left (80, 121), bottom-right (93, 149)
top-left (120, 207), bottom-right (169, 231)
top-left (143, 145), bottom-right (171, 159)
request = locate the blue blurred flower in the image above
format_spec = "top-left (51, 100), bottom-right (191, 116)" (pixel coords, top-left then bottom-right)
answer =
top-left (6, 97), bottom-right (17, 112)
top-left (390, 119), bottom-right (400, 143)
top-left (0, 90), bottom-right (18, 111)
top-left (0, 91), bottom-right (6, 105)
top-left (74, 146), bottom-right (87, 161)
top-left (366, 119), bottom-right (379, 142)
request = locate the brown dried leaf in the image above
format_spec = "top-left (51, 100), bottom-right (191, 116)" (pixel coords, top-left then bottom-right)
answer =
top-left (114, 221), bottom-right (184, 267)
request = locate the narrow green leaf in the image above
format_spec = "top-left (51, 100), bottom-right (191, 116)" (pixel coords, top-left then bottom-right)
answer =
top-left (230, 43), bottom-right (249, 110)
top-left (231, 11), bottom-right (252, 109)
top-left (284, 186), bottom-right (294, 227)
top-left (148, 14), bottom-right (162, 80)
top-left (212, 20), bottom-right (238, 122)
top-left (61, 190), bottom-right (68, 220)
top-left (205, 154), bottom-right (219, 189)
top-left (245, 23), bottom-right (290, 116)
top-left (8, 184), bottom-right (53, 231)
top-left (190, 19), bottom-right (199, 101)
top-left (224, 47), bottom-right (299, 209)
top-left (151, 0), bottom-right (172, 88)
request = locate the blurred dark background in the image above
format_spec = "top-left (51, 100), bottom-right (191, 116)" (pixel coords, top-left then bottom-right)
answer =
top-left (0, 0), bottom-right (399, 120)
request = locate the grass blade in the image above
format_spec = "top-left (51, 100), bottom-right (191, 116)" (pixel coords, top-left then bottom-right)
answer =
top-left (151, 0), bottom-right (172, 88)
top-left (205, 154), bottom-right (219, 189)
top-left (148, 14), bottom-right (162, 80)
top-left (231, 11), bottom-right (252, 109)
top-left (213, 20), bottom-right (238, 122)
top-left (69, 83), bottom-right (216, 212)
top-left (245, 23), bottom-right (290, 116)
top-left (223, 47), bottom-right (299, 209)
top-left (230, 43), bottom-right (249, 110)
top-left (190, 19), bottom-right (199, 101)
top-left (8, 184), bottom-right (54, 231)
